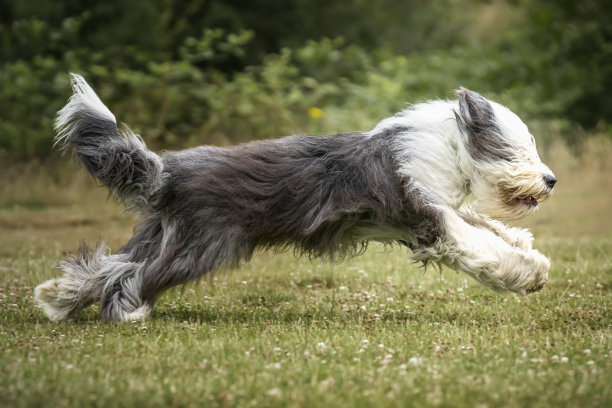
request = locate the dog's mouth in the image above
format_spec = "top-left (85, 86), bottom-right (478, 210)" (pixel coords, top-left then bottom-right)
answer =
top-left (499, 183), bottom-right (548, 209)
top-left (516, 195), bottom-right (538, 207)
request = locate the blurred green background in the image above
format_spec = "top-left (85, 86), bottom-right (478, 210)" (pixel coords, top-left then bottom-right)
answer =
top-left (1, 0), bottom-right (611, 159)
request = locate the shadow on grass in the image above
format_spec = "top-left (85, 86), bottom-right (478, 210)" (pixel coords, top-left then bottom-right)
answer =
top-left (55, 289), bottom-right (609, 335)
top-left (61, 297), bottom-right (501, 331)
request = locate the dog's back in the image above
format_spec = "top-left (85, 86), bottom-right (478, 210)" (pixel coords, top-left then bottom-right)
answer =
top-left (157, 130), bottom-right (439, 262)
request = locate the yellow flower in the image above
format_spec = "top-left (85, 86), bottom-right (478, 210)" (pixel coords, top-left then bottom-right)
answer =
top-left (308, 107), bottom-right (324, 119)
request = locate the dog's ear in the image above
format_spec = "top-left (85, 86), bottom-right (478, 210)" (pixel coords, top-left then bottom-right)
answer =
top-left (455, 88), bottom-right (496, 131)
top-left (455, 88), bottom-right (510, 161)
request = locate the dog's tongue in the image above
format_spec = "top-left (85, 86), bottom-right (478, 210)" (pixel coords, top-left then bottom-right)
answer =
top-left (518, 195), bottom-right (537, 205)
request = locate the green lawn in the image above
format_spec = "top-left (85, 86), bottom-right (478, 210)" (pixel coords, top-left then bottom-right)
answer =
top-left (1, 141), bottom-right (610, 407)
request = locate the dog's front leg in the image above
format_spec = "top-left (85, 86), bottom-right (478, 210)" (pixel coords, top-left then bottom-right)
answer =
top-left (412, 207), bottom-right (548, 294)
top-left (457, 206), bottom-right (534, 251)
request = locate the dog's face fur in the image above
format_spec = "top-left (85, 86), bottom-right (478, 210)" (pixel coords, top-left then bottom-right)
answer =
top-left (454, 88), bottom-right (556, 220)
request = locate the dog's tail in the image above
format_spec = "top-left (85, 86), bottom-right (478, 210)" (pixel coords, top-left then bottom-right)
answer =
top-left (56, 73), bottom-right (163, 207)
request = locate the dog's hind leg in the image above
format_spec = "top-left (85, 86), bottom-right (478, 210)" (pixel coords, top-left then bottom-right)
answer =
top-left (35, 217), bottom-right (162, 321)
top-left (96, 258), bottom-right (151, 321)
top-left (412, 207), bottom-right (549, 294)
top-left (98, 218), bottom-right (254, 321)
top-left (95, 217), bottom-right (163, 321)
top-left (34, 241), bottom-right (147, 321)
top-left (37, 215), bottom-right (253, 321)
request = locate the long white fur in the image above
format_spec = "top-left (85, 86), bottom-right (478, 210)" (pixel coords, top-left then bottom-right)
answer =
top-left (412, 206), bottom-right (549, 293)
top-left (373, 99), bottom-right (552, 293)
top-left (55, 73), bottom-right (116, 147)
top-left (372, 101), bottom-right (471, 209)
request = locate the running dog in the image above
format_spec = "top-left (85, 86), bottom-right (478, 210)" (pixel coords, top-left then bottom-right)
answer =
top-left (35, 74), bottom-right (556, 321)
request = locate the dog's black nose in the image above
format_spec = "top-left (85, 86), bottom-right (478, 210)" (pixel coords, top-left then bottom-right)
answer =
top-left (544, 174), bottom-right (557, 189)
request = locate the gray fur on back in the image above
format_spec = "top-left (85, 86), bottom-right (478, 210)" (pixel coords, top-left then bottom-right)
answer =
top-left (155, 127), bottom-right (437, 257)
top-left (115, 128), bottom-right (443, 311)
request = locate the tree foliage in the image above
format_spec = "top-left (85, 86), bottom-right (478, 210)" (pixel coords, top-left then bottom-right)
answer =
top-left (0, 0), bottom-right (609, 158)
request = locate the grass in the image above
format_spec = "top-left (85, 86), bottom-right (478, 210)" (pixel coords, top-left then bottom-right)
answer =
top-left (1, 139), bottom-right (611, 407)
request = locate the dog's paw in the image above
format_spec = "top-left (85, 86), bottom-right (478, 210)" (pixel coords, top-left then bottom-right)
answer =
top-left (522, 249), bottom-right (550, 294)
top-left (120, 304), bottom-right (152, 321)
top-left (34, 279), bottom-right (73, 321)
top-left (494, 248), bottom-right (549, 295)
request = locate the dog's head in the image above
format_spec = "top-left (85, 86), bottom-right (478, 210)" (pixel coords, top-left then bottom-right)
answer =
top-left (454, 88), bottom-right (556, 220)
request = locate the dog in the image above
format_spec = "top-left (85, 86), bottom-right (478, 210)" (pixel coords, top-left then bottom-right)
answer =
top-left (34, 74), bottom-right (556, 321)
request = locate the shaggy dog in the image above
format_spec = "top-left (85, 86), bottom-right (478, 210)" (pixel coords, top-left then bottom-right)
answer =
top-left (35, 74), bottom-right (556, 321)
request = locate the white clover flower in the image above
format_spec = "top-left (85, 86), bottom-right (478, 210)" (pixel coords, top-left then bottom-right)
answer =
top-left (408, 356), bottom-right (424, 366)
